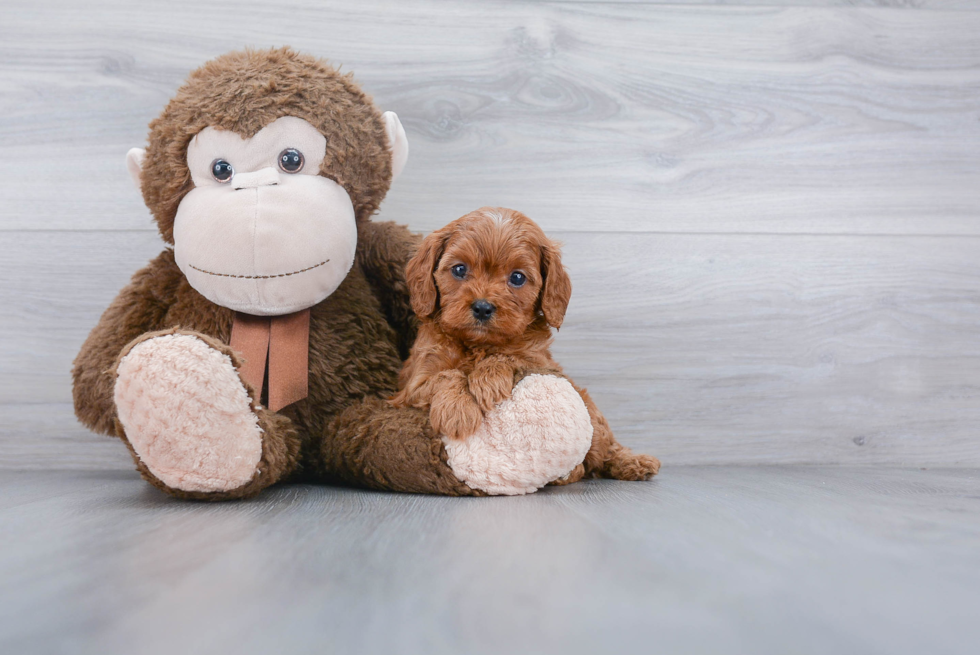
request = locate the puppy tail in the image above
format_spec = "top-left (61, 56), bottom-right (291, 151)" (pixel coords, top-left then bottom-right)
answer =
top-left (599, 442), bottom-right (661, 481)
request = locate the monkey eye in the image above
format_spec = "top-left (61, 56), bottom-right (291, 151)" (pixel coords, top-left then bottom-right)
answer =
top-left (210, 159), bottom-right (234, 183)
top-left (451, 264), bottom-right (468, 280)
top-left (278, 148), bottom-right (304, 173)
top-left (509, 271), bottom-right (527, 288)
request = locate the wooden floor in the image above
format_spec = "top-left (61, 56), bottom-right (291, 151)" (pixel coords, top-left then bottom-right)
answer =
top-left (1, 467), bottom-right (978, 655)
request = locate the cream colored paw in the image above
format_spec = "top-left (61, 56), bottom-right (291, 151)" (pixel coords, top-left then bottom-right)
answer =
top-left (114, 333), bottom-right (263, 493)
top-left (442, 374), bottom-right (593, 495)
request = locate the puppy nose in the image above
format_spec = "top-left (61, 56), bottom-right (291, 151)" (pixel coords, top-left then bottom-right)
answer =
top-left (471, 299), bottom-right (496, 322)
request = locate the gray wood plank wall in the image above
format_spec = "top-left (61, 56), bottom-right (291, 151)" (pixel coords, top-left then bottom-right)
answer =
top-left (1, 0), bottom-right (978, 469)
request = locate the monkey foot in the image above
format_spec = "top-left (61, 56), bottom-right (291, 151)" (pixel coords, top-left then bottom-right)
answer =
top-left (114, 333), bottom-right (263, 493)
top-left (442, 374), bottom-right (593, 495)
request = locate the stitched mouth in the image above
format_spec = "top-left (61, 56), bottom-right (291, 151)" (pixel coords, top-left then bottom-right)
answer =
top-left (188, 259), bottom-right (330, 279)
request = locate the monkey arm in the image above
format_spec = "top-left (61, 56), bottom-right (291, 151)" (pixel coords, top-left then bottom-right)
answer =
top-left (322, 397), bottom-right (482, 495)
top-left (356, 220), bottom-right (422, 360)
top-left (72, 250), bottom-right (181, 436)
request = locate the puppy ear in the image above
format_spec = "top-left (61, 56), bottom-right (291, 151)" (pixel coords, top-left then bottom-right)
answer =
top-left (407, 227), bottom-right (450, 318)
top-left (540, 240), bottom-right (572, 329)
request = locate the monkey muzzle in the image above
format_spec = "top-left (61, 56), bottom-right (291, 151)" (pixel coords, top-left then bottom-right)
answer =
top-left (172, 171), bottom-right (357, 315)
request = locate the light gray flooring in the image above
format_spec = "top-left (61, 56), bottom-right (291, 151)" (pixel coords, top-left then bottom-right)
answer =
top-left (2, 467), bottom-right (978, 655)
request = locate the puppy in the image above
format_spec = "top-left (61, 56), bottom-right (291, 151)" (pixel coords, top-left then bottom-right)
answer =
top-left (391, 207), bottom-right (660, 484)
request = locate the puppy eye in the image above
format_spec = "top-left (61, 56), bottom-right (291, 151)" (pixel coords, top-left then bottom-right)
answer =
top-left (210, 159), bottom-right (234, 183)
top-left (451, 264), bottom-right (467, 280)
top-left (278, 148), bottom-right (304, 173)
top-left (509, 271), bottom-right (527, 287)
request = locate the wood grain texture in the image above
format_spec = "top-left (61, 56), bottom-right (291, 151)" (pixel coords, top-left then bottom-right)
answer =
top-left (0, 1), bottom-right (978, 234)
top-left (3, 230), bottom-right (979, 467)
top-left (1, 467), bottom-right (978, 654)
top-left (0, 405), bottom-right (132, 471)
top-left (2, 0), bottom-right (979, 468)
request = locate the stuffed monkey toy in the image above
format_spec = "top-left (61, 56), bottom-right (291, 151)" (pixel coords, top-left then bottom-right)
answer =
top-left (72, 48), bottom-right (617, 499)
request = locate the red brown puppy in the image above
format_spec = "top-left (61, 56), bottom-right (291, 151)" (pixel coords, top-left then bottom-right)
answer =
top-left (391, 207), bottom-right (661, 486)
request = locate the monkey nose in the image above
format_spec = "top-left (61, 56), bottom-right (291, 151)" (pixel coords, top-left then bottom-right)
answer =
top-left (232, 167), bottom-right (280, 190)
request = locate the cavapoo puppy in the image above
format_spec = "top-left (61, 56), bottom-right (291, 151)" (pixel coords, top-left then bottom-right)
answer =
top-left (391, 207), bottom-right (660, 484)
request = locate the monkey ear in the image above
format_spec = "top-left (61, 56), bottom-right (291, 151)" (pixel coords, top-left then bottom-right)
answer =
top-left (406, 228), bottom-right (450, 319)
top-left (125, 148), bottom-right (146, 191)
top-left (540, 241), bottom-right (572, 329)
top-left (382, 111), bottom-right (409, 181)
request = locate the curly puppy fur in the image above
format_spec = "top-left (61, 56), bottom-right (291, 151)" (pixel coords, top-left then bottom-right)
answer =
top-left (390, 207), bottom-right (660, 482)
top-left (72, 48), bottom-right (479, 499)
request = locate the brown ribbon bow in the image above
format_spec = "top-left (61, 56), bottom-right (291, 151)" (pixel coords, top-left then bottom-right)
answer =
top-left (229, 309), bottom-right (310, 412)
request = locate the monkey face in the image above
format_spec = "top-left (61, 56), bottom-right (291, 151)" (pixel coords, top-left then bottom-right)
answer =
top-left (127, 49), bottom-right (411, 315)
top-left (172, 117), bottom-right (358, 315)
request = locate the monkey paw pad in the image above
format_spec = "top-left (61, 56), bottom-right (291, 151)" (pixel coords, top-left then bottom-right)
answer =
top-left (114, 334), bottom-right (262, 493)
top-left (442, 374), bottom-right (593, 495)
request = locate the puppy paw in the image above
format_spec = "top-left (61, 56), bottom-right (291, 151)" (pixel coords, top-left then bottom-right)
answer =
top-left (604, 449), bottom-right (661, 481)
top-left (468, 358), bottom-right (514, 412)
top-left (430, 389), bottom-right (484, 440)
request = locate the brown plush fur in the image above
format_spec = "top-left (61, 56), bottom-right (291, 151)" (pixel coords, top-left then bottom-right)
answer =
top-left (140, 47), bottom-right (394, 243)
top-left (390, 208), bottom-right (660, 482)
top-left (72, 48), bottom-right (473, 498)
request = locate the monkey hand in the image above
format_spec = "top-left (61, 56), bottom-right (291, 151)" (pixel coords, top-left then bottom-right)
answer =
top-left (113, 330), bottom-right (267, 494)
top-left (440, 374), bottom-right (594, 495)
